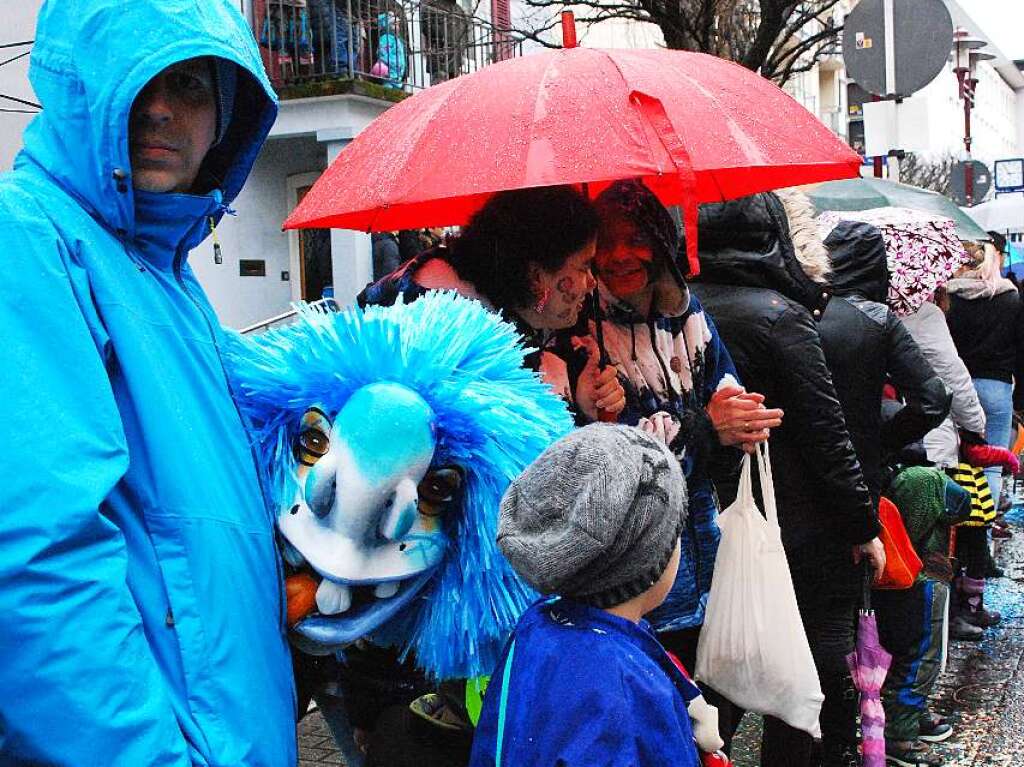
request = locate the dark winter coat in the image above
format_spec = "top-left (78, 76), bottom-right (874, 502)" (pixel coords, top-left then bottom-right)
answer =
top-left (691, 193), bottom-right (879, 593)
top-left (945, 287), bottom-right (1024, 408)
top-left (819, 221), bottom-right (951, 502)
top-left (371, 231), bottom-right (402, 280)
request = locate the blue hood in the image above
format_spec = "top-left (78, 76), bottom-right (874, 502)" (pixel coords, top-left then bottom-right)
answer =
top-left (18, 0), bottom-right (278, 247)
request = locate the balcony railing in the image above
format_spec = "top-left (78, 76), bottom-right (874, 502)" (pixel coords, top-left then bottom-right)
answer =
top-left (239, 298), bottom-right (340, 335)
top-left (254, 0), bottom-right (521, 94)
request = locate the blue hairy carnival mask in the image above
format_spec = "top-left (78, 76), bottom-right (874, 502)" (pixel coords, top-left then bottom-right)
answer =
top-left (225, 292), bottom-right (573, 680)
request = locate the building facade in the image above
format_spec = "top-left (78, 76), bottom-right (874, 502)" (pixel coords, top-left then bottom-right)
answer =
top-left (2, 0), bottom-right (512, 328)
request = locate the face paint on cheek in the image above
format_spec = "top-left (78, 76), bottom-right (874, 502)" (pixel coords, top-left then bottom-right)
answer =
top-left (554, 276), bottom-right (583, 319)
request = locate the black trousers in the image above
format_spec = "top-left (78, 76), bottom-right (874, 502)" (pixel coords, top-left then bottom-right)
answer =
top-left (954, 524), bottom-right (988, 579)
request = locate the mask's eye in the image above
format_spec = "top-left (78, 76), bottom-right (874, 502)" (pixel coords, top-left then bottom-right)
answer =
top-left (297, 428), bottom-right (329, 466)
top-left (417, 468), bottom-right (463, 514)
top-left (295, 407), bottom-right (332, 467)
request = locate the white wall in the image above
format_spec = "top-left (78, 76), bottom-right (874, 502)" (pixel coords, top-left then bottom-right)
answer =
top-left (1018, 90), bottom-right (1024, 159)
top-left (911, 60), bottom-right (1020, 170)
top-left (784, 69), bottom-right (821, 120)
top-left (573, 16), bottom-right (663, 49)
top-left (0, 0), bottom-right (42, 171)
top-left (192, 135), bottom-right (327, 329)
top-left (970, 61), bottom-right (1020, 167)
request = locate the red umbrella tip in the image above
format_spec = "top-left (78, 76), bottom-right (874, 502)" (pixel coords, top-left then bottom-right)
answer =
top-left (561, 11), bottom-right (577, 48)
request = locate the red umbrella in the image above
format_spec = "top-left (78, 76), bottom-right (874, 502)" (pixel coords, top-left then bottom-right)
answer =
top-left (285, 15), bottom-right (861, 274)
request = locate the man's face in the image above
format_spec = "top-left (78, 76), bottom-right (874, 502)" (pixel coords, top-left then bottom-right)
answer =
top-left (129, 58), bottom-right (217, 194)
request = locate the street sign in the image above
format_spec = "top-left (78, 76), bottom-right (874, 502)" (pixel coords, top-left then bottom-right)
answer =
top-left (995, 159), bottom-right (1024, 193)
top-left (951, 160), bottom-right (992, 206)
top-left (862, 97), bottom-right (930, 156)
top-left (843, 0), bottom-right (954, 97)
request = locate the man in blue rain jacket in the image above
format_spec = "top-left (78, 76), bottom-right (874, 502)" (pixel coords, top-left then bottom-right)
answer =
top-left (0, 1), bottom-right (296, 764)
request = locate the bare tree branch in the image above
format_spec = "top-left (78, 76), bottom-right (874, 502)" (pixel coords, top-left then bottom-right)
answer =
top-left (900, 152), bottom-right (959, 197)
top-left (511, 0), bottom-right (843, 85)
top-left (765, 22), bottom-right (842, 83)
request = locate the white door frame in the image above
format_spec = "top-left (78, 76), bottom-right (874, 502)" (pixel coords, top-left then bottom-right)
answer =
top-left (285, 171), bottom-right (324, 303)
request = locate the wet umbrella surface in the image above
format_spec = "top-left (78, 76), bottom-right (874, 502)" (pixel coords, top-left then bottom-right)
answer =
top-left (285, 39), bottom-right (862, 274)
top-left (808, 177), bottom-right (989, 242)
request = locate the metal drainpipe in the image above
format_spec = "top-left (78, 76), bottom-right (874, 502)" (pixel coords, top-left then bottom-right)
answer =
top-left (409, 0), bottom-right (428, 89)
top-left (346, 0), bottom-right (354, 77)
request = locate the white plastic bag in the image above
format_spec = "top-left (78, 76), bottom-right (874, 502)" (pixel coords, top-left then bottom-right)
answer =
top-left (695, 443), bottom-right (824, 737)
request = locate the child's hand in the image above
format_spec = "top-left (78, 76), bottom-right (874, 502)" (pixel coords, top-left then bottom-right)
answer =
top-left (687, 693), bottom-right (725, 754)
top-left (638, 411), bottom-right (681, 447)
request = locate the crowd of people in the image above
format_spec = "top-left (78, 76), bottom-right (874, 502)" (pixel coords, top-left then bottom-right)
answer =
top-left (1, 2), bottom-right (1021, 767)
top-left (349, 181), bottom-right (1021, 767)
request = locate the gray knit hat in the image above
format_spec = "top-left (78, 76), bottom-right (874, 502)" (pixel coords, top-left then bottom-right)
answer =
top-left (498, 423), bottom-right (687, 609)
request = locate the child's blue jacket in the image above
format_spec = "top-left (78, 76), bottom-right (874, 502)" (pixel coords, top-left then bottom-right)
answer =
top-left (470, 597), bottom-right (700, 767)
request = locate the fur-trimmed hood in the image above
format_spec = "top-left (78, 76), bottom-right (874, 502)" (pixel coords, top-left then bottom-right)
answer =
top-left (693, 190), bottom-right (830, 313)
top-left (774, 188), bottom-right (831, 286)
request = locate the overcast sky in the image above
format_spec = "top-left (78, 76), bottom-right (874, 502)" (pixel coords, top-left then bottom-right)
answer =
top-left (957, 0), bottom-right (1024, 60)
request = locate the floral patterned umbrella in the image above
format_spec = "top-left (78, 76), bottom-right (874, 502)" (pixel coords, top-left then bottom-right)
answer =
top-left (819, 207), bottom-right (974, 317)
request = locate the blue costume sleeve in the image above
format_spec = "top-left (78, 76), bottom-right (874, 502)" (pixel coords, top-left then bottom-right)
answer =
top-left (0, 206), bottom-right (190, 765)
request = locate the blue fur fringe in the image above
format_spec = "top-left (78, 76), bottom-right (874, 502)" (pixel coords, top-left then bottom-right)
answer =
top-left (223, 291), bottom-right (573, 680)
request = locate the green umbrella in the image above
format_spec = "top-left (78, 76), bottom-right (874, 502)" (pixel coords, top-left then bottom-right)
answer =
top-left (806, 177), bottom-right (989, 241)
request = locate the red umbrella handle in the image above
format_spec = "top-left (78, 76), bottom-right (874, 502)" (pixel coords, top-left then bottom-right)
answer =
top-left (589, 287), bottom-right (617, 423)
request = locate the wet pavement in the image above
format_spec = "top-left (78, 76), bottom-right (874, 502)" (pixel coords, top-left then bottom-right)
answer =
top-left (298, 711), bottom-right (345, 767)
top-left (924, 504), bottom-right (1024, 767)
top-left (730, 503), bottom-right (1024, 767)
top-left (299, 504), bottom-right (1024, 766)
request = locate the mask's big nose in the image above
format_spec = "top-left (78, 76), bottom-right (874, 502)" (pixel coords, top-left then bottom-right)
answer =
top-left (378, 478), bottom-right (420, 541)
top-left (306, 452), bottom-right (338, 518)
top-left (322, 382), bottom-right (437, 541)
top-left (336, 382), bottom-right (436, 486)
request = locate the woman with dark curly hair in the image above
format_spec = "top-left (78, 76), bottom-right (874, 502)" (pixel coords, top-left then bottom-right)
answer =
top-left (335, 185), bottom-right (625, 767)
top-left (359, 184), bottom-right (625, 421)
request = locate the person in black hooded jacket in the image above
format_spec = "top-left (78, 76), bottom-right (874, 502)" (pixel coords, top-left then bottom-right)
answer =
top-left (818, 219), bottom-right (951, 502)
top-left (691, 190), bottom-right (884, 767)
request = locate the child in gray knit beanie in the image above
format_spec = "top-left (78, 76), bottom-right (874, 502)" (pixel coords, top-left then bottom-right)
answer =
top-left (469, 424), bottom-right (708, 767)
top-left (498, 422), bottom-right (687, 611)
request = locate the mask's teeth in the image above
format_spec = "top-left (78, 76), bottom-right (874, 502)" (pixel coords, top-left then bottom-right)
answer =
top-left (315, 580), bottom-right (352, 615)
top-left (281, 539), bottom-right (306, 568)
top-left (374, 581), bottom-right (400, 599)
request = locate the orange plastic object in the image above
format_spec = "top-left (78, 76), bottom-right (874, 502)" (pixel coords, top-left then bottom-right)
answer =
top-left (1012, 423), bottom-right (1024, 458)
top-left (285, 572), bottom-right (319, 627)
top-left (874, 497), bottom-right (923, 590)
